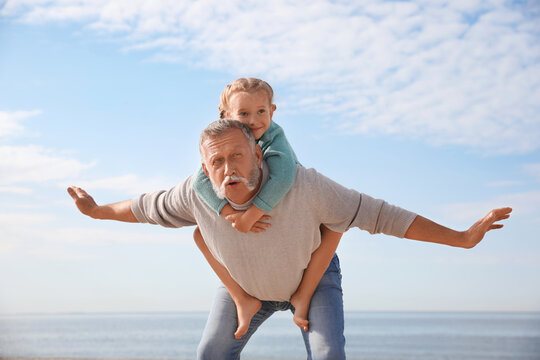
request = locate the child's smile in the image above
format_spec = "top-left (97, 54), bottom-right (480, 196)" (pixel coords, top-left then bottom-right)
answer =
top-left (226, 90), bottom-right (275, 140)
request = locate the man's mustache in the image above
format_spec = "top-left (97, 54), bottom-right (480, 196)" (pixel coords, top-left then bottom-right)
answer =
top-left (213, 175), bottom-right (253, 199)
top-left (222, 174), bottom-right (252, 188)
top-left (212, 168), bottom-right (260, 199)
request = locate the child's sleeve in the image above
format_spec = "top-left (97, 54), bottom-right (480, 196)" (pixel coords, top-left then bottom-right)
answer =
top-left (253, 122), bottom-right (299, 213)
top-left (192, 166), bottom-right (229, 215)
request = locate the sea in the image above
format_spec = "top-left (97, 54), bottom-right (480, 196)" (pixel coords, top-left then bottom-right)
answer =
top-left (1, 311), bottom-right (539, 360)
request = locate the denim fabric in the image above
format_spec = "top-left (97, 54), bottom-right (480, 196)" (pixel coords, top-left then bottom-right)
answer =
top-left (197, 254), bottom-right (345, 360)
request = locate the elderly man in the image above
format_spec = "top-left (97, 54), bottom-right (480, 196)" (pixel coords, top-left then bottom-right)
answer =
top-left (68, 119), bottom-right (511, 360)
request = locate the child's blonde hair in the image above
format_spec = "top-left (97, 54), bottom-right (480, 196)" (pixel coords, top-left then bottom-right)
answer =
top-left (219, 78), bottom-right (275, 119)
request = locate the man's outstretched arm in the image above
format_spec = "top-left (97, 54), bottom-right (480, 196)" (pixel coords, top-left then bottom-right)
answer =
top-left (405, 207), bottom-right (512, 249)
top-left (67, 186), bottom-right (138, 223)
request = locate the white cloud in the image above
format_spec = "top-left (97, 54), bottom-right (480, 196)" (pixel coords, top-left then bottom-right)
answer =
top-left (439, 190), bottom-right (540, 224)
top-left (0, 211), bottom-right (192, 258)
top-left (524, 163), bottom-right (540, 182)
top-left (0, 145), bottom-right (95, 185)
top-left (0, 186), bottom-right (33, 194)
top-left (52, 226), bottom-right (191, 246)
top-left (486, 180), bottom-right (523, 188)
top-left (61, 174), bottom-right (176, 196)
top-left (0, 212), bottom-right (57, 225)
top-left (0, 109), bottom-right (96, 191)
top-left (0, 109), bottom-right (171, 196)
top-left (2, 0), bottom-right (539, 153)
top-left (0, 110), bottom-right (41, 137)
top-left (341, 249), bottom-right (540, 267)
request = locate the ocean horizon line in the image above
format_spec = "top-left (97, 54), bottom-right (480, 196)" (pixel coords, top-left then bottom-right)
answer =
top-left (2, 310), bottom-right (539, 317)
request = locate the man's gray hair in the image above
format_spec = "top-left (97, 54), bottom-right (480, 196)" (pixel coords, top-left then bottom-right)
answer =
top-left (199, 119), bottom-right (256, 156)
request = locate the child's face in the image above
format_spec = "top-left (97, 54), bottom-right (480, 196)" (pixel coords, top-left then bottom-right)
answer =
top-left (226, 90), bottom-right (275, 140)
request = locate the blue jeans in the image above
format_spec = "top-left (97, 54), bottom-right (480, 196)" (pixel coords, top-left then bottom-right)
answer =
top-left (197, 254), bottom-right (346, 360)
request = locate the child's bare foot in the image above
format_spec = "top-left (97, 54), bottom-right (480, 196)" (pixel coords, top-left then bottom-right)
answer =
top-left (234, 295), bottom-right (262, 339)
top-left (290, 293), bottom-right (310, 332)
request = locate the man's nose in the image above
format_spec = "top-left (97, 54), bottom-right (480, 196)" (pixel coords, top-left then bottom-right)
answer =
top-left (224, 160), bottom-right (235, 176)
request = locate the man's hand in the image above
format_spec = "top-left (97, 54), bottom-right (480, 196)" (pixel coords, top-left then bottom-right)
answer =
top-left (67, 186), bottom-right (138, 222)
top-left (462, 207), bottom-right (512, 249)
top-left (405, 207), bottom-right (512, 248)
top-left (67, 186), bottom-right (99, 218)
top-left (225, 212), bottom-right (271, 233)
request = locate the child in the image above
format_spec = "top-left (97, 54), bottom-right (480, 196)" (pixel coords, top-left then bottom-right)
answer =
top-left (193, 78), bottom-right (343, 339)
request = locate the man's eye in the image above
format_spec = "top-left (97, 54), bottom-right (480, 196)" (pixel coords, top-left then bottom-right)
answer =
top-left (213, 158), bottom-right (224, 165)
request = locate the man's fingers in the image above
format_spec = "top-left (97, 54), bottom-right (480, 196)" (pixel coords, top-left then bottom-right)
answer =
top-left (492, 207), bottom-right (512, 219)
top-left (68, 186), bottom-right (88, 196)
top-left (67, 187), bottom-right (77, 199)
top-left (485, 207), bottom-right (512, 226)
top-left (67, 186), bottom-right (86, 200)
top-left (479, 207), bottom-right (511, 232)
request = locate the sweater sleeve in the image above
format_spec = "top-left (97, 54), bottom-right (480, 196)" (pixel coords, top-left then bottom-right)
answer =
top-left (253, 122), bottom-right (299, 213)
top-left (301, 167), bottom-right (417, 237)
top-left (192, 166), bottom-right (229, 215)
top-left (349, 193), bottom-right (418, 237)
top-left (131, 176), bottom-right (198, 228)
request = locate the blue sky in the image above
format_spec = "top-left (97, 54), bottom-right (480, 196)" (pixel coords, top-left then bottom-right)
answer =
top-left (0, 0), bottom-right (539, 314)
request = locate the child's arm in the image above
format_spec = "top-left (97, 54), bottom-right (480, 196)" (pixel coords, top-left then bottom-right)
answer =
top-left (224, 205), bottom-right (267, 233)
top-left (222, 203), bottom-right (272, 233)
top-left (230, 122), bottom-right (298, 233)
top-left (253, 122), bottom-right (298, 212)
top-left (192, 166), bottom-right (229, 215)
top-left (193, 169), bottom-right (269, 233)
top-left (289, 225), bottom-right (343, 332)
top-left (193, 227), bottom-right (262, 339)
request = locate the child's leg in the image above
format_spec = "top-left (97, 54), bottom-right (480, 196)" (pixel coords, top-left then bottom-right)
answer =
top-left (193, 227), bottom-right (262, 339)
top-left (289, 225), bottom-right (342, 331)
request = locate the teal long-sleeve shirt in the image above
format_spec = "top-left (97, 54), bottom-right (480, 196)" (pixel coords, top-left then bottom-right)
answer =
top-left (193, 121), bottom-right (299, 214)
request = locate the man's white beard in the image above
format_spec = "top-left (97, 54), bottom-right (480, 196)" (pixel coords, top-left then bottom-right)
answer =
top-left (211, 166), bottom-right (260, 200)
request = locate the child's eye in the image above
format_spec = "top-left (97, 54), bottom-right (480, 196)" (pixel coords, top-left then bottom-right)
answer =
top-left (239, 112), bottom-right (248, 117)
top-left (258, 109), bottom-right (265, 114)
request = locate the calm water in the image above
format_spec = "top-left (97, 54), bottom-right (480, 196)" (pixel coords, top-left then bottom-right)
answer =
top-left (1, 312), bottom-right (539, 360)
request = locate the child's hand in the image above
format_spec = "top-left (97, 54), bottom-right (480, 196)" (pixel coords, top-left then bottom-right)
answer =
top-left (225, 212), bottom-right (272, 233)
top-left (234, 205), bottom-right (268, 233)
top-left (220, 203), bottom-right (236, 217)
top-left (230, 211), bottom-right (254, 233)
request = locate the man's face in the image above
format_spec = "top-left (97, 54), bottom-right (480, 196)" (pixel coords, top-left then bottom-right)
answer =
top-left (226, 90), bottom-right (275, 140)
top-left (202, 128), bottom-right (262, 204)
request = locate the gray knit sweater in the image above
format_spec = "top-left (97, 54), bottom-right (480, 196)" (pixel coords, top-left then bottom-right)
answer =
top-left (131, 164), bottom-right (417, 301)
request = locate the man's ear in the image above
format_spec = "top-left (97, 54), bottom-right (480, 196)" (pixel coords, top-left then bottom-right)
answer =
top-left (255, 144), bottom-right (263, 166)
top-left (202, 162), bottom-right (209, 177)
